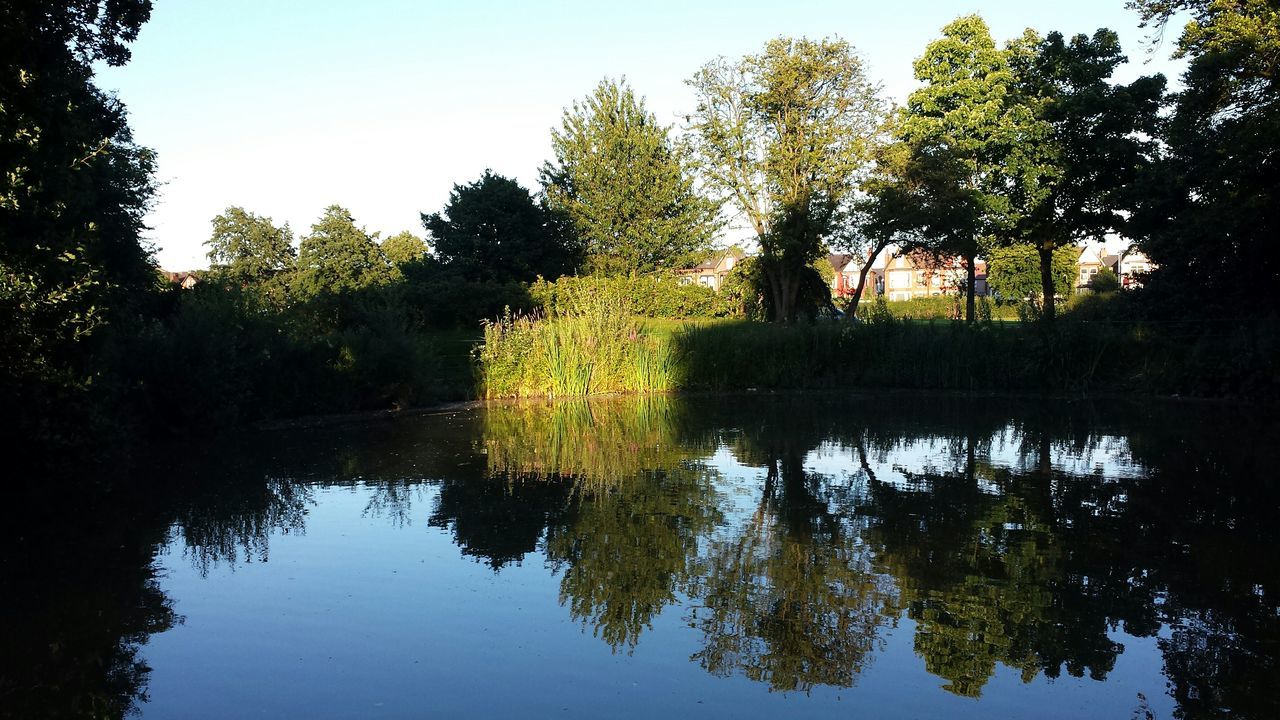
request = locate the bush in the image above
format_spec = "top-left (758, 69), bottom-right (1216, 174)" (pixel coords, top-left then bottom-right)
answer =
top-left (855, 295), bottom-right (1016, 322)
top-left (1087, 268), bottom-right (1121, 293)
top-left (530, 274), bottom-right (727, 319)
top-left (108, 282), bottom-right (450, 434)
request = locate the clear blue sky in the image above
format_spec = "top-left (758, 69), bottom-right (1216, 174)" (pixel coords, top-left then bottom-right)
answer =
top-left (96, 0), bottom-right (1185, 269)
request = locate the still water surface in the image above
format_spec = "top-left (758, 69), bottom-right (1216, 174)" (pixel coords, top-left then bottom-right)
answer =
top-left (3, 395), bottom-right (1277, 719)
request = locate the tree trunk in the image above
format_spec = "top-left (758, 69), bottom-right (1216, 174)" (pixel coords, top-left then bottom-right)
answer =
top-left (965, 251), bottom-right (977, 324)
top-left (782, 267), bottom-right (801, 324)
top-left (845, 241), bottom-right (889, 321)
top-left (765, 258), bottom-right (801, 325)
top-left (764, 260), bottom-right (786, 324)
top-left (1038, 244), bottom-right (1056, 322)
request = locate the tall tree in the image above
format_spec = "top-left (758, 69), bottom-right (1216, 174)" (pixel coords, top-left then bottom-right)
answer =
top-left (293, 205), bottom-right (390, 298)
top-left (380, 230), bottom-right (427, 268)
top-left (1, 1), bottom-right (156, 396)
top-left (542, 78), bottom-right (720, 276)
top-left (423, 171), bottom-right (577, 283)
top-left (688, 37), bottom-right (884, 323)
top-left (205, 207), bottom-right (295, 289)
top-left (985, 244), bottom-right (1078, 309)
top-left (1001, 28), bottom-right (1164, 321)
top-left (1127, 0), bottom-right (1279, 311)
top-left (881, 15), bottom-right (1024, 323)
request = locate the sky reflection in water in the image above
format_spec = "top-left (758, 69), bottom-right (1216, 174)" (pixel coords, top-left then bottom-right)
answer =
top-left (3, 395), bottom-right (1276, 719)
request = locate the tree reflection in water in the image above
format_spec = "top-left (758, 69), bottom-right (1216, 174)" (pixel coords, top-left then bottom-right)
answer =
top-left (3, 396), bottom-right (1276, 719)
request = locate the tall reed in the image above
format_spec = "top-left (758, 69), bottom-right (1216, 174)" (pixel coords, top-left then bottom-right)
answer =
top-left (476, 295), bottom-right (680, 398)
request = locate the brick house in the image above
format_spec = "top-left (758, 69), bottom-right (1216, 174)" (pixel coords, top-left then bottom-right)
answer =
top-left (675, 248), bottom-right (744, 291)
top-left (881, 251), bottom-right (986, 302)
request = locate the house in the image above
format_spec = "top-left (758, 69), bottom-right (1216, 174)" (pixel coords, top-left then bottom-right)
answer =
top-left (1075, 244), bottom-right (1155, 289)
top-left (1075, 245), bottom-right (1114, 290)
top-left (1117, 249), bottom-right (1154, 288)
top-left (675, 248), bottom-right (744, 291)
top-left (161, 270), bottom-right (200, 290)
top-left (827, 254), bottom-right (861, 298)
top-left (827, 252), bottom-right (888, 299)
top-left (881, 250), bottom-right (986, 302)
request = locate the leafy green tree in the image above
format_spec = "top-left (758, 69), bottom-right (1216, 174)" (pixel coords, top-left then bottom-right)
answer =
top-left (880, 15), bottom-right (1025, 324)
top-left (293, 205), bottom-right (391, 298)
top-left (542, 78), bottom-right (720, 276)
top-left (1088, 267), bottom-right (1120, 293)
top-left (423, 171), bottom-right (578, 283)
top-left (688, 37), bottom-right (884, 323)
top-left (381, 230), bottom-right (427, 267)
top-left (1, 1), bottom-right (157, 398)
top-left (204, 207), bottom-right (295, 295)
top-left (1128, 0), bottom-right (1279, 311)
top-left (1001, 28), bottom-right (1164, 322)
top-left (985, 245), bottom-right (1076, 308)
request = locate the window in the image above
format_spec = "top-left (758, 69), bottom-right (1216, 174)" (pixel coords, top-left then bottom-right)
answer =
top-left (889, 272), bottom-right (910, 290)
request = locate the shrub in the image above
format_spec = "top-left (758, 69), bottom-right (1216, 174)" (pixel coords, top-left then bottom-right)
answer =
top-left (855, 295), bottom-right (1016, 322)
top-left (1087, 268), bottom-right (1121, 293)
top-left (530, 274), bottom-right (725, 319)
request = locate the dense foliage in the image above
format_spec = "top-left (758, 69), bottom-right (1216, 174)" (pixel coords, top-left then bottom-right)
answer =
top-left (687, 37), bottom-right (884, 323)
top-left (423, 171), bottom-right (578, 283)
top-left (1128, 0), bottom-right (1280, 313)
top-left (542, 79), bottom-right (720, 276)
top-left (530, 274), bottom-right (727, 319)
top-left (985, 245), bottom-right (1078, 309)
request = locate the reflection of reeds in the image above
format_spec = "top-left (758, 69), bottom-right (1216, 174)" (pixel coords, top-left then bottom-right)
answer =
top-left (481, 396), bottom-right (698, 488)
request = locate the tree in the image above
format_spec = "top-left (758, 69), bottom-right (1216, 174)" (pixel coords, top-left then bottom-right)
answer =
top-left (423, 171), bottom-right (577, 283)
top-left (1088, 267), bottom-right (1120, 293)
top-left (985, 245), bottom-right (1077, 309)
top-left (880, 15), bottom-right (1026, 324)
top-left (204, 207), bottom-right (295, 289)
top-left (542, 78), bottom-right (720, 276)
top-left (1, 1), bottom-right (157, 397)
top-left (1127, 0), bottom-right (1279, 312)
top-left (293, 205), bottom-right (390, 298)
top-left (381, 230), bottom-right (427, 267)
top-left (1001, 28), bottom-right (1164, 322)
top-left (687, 37), bottom-right (884, 324)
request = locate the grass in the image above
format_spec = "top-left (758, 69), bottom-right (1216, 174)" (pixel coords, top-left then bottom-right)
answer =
top-left (476, 296), bottom-right (682, 398)
top-left (477, 295), bottom-right (1279, 400)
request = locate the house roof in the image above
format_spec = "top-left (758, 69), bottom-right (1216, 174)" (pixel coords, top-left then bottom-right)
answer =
top-left (679, 247), bottom-right (744, 273)
top-left (827, 253), bottom-right (855, 272)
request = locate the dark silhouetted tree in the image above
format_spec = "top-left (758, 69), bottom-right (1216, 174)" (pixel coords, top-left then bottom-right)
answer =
top-left (1128, 0), bottom-right (1279, 312)
top-left (423, 171), bottom-right (578, 283)
top-left (1, 1), bottom-right (157, 396)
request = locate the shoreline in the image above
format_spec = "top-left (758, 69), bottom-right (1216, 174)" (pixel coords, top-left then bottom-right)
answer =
top-left (248, 386), bottom-right (1270, 433)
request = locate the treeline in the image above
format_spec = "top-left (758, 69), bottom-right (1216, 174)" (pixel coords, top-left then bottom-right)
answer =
top-left (3, 1), bottom-right (1279, 465)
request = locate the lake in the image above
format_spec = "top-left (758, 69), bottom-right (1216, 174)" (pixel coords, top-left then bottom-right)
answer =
top-left (3, 394), bottom-right (1277, 719)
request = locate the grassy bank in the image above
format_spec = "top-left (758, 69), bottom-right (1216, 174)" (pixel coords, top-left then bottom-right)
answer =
top-left (477, 308), bottom-right (1279, 400)
top-left (476, 298), bottom-right (680, 398)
